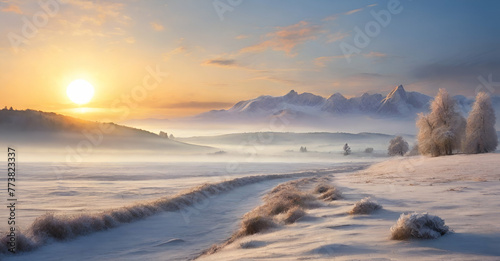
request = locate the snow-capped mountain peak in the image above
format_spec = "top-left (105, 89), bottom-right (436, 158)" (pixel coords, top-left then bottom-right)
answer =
top-left (198, 85), bottom-right (438, 121)
top-left (377, 85), bottom-right (432, 115)
top-left (385, 85), bottom-right (408, 102)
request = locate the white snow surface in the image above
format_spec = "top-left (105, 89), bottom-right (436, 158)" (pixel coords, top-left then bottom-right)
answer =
top-left (200, 153), bottom-right (500, 260)
top-left (2, 154), bottom-right (499, 260)
top-left (0, 162), bottom-right (365, 260)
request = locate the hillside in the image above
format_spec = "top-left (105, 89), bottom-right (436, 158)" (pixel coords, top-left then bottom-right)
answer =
top-left (0, 109), bottom-right (215, 156)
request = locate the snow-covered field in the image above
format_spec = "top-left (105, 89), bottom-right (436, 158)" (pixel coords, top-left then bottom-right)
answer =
top-left (0, 161), bottom-right (368, 260)
top-left (200, 153), bottom-right (500, 260)
top-left (1, 153), bottom-right (499, 260)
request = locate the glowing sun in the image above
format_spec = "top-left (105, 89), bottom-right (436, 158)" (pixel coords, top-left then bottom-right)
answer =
top-left (66, 79), bottom-right (95, 105)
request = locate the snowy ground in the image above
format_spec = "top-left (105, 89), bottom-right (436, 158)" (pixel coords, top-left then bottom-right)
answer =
top-left (2, 154), bottom-right (499, 260)
top-left (1, 162), bottom-right (366, 260)
top-left (200, 153), bottom-right (500, 260)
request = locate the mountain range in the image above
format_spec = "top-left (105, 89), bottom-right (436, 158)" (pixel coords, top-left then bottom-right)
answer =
top-left (193, 85), bottom-right (500, 122)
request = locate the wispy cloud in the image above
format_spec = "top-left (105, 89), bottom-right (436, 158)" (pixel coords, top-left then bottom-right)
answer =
top-left (150, 22), bottom-right (164, 31)
top-left (163, 38), bottom-right (189, 60)
top-left (355, 72), bottom-right (386, 78)
top-left (1, 3), bottom-right (22, 14)
top-left (314, 51), bottom-right (388, 68)
top-left (314, 55), bottom-right (345, 67)
top-left (204, 59), bottom-right (237, 67)
top-left (326, 31), bottom-right (349, 43)
top-left (51, 0), bottom-right (130, 38)
top-left (163, 101), bottom-right (233, 109)
top-left (323, 14), bottom-right (339, 22)
top-left (345, 8), bottom-right (363, 15)
top-left (363, 51), bottom-right (387, 58)
top-left (66, 0), bottom-right (127, 25)
top-left (323, 3), bottom-right (378, 21)
top-left (125, 37), bottom-right (135, 44)
top-left (240, 21), bottom-right (322, 56)
top-left (251, 75), bottom-right (301, 85)
top-left (235, 34), bottom-right (250, 40)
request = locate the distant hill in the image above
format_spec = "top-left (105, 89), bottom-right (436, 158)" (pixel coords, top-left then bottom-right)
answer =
top-left (0, 109), bottom-right (214, 154)
top-left (178, 132), bottom-right (399, 146)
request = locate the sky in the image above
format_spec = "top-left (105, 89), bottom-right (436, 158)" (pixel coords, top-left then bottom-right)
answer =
top-left (1, 0), bottom-right (500, 122)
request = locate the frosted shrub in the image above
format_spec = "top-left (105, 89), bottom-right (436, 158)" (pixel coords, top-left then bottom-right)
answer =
top-left (349, 197), bottom-right (382, 215)
top-left (281, 206), bottom-right (306, 224)
top-left (314, 183), bottom-right (342, 201)
top-left (390, 213), bottom-right (449, 240)
top-left (241, 215), bottom-right (275, 235)
top-left (263, 185), bottom-right (314, 215)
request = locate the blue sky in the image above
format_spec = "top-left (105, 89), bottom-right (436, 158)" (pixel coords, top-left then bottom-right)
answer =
top-left (1, 0), bottom-right (499, 119)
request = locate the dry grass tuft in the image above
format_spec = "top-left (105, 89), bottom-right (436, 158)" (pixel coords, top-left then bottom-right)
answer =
top-left (349, 197), bottom-right (382, 215)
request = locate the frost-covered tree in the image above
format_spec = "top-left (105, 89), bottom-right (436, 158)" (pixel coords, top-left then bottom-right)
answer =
top-left (407, 143), bottom-right (420, 156)
top-left (464, 92), bottom-right (498, 153)
top-left (343, 143), bottom-right (351, 156)
top-left (159, 131), bottom-right (169, 138)
top-left (388, 136), bottom-right (409, 156)
top-left (417, 89), bottom-right (466, 156)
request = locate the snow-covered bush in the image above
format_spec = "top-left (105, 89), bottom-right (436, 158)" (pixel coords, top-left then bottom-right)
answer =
top-left (390, 213), bottom-right (449, 240)
top-left (464, 92), bottom-right (498, 154)
top-left (343, 143), bottom-right (351, 155)
top-left (349, 197), bottom-right (382, 215)
top-left (417, 89), bottom-right (466, 156)
top-left (318, 187), bottom-right (342, 201)
top-left (388, 136), bottom-right (409, 156)
top-left (281, 206), bottom-right (306, 224)
top-left (241, 215), bottom-right (275, 235)
top-left (263, 185), bottom-right (315, 215)
top-left (314, 183), bottom-right (342, 201)
top-left (406, 143), bottom-right (420, 156)
top-left (313, 183), bottom-right (331, 194)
